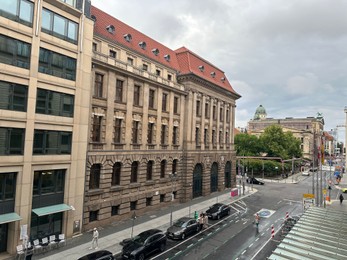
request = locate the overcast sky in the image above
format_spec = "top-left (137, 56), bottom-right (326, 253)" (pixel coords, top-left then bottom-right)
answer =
top-left (92, 0), bottom-right (347, 144)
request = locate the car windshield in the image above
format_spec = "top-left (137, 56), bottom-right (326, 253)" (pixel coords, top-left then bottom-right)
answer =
top-left (209, 204), bottom-right (221, 212)
top-left (132, 232), bottom-right (152, 245)
top-left (173, 219), bottom-right (186, 227)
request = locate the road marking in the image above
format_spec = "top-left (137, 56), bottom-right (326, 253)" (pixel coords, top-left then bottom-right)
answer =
top-left (175, 251), bottom-right (182, 256)
top-left (241, 250), bottom-right (247, 255)
top-left (187, 244), bottom-right (194, 248)
top-left (235, 220), bottom-right (240, 223)
top-left (198, 238), bottom-right (204, 242)
top-left (223, 224), bottom-right (227, 227)
top-left (261, 233), bottom-right (265, 236)
top-left (255, 237), bottom-right (259, 241)
top-left (277, 200), bottom-right (282, 204)
top-left (216, 227), bottom-right (220, 231)
top-left (249, 243), bottom-right (253, 248)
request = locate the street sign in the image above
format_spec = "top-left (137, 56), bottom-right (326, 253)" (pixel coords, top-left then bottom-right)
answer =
top-left (303, 193), bottom-right (315, 199)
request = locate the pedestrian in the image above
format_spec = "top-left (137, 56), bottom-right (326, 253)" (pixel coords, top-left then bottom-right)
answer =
top-left (90, 227), bottom-right (99, 250)
top-left (198, 213), bottom-right (204, 231)
top-left (340, 194), bottom-right (344, 204)
top-left (203, 213), bottom-right (208, 229)
top-left (255, 213), bottom-right (260, 230)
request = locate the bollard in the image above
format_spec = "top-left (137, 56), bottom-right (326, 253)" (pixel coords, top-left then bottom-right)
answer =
top-left (194, 211), bottom-right (199, 220)
top-left (271, 225), bottom-right (275, 239)
top-left (285, 212), bottom-right (289, 220)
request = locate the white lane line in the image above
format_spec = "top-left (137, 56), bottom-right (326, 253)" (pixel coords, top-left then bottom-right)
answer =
top-left (249, 243), bottom-right (253, 248)
top-left (241, 250), bottom-right (247, 255)
top-left (255, 237), bottom-right (259, 241)
top-left (175, 251), bottom-right (182, 256)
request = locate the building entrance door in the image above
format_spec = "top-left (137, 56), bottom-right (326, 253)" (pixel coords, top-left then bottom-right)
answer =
top-left (210, 162), bottom-right (218, 192)
top-left (0, 223), bottom-right (8, 252)
top-left (224, 161), bottom-right (232, 188)
top-left (192, 164), bottom-right (203, 198)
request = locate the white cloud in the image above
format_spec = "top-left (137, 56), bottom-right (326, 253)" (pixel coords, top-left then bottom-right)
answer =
top-left (92, 0), bottom-right (347, 143)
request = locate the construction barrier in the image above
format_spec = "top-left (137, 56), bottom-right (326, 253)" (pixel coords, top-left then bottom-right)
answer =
top-left (271, 224), bottom-right (275, 239)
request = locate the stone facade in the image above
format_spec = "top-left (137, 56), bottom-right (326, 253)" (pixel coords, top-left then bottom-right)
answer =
top-left (83, 7), bottom-right (240, 230)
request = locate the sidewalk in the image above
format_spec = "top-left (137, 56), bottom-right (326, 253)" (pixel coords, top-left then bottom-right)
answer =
top-left (34, 186), bottom-right (256, 260)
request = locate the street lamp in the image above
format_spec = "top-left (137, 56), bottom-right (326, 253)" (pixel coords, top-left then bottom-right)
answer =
top-left (169, 172), bottom-right (178, 226)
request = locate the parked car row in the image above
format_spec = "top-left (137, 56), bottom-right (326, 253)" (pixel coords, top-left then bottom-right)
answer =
top-left (78, 202), bottom-right (232, 260)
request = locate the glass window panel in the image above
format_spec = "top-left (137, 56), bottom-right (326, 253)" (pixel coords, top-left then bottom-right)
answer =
top-left (0, 128), bottom-right (6, 155)
top-left (33, 172), bottom-right (39, 195)
top-left (41, 172), bottom-right (55, 193)
top-left (33, 131), bottom-right (44, 154)
top-left (41, 9), bottom-right (52, 31)
top-left (1, 0), bottom-right (17, 15)
top-left (46, 131), bottom-right (59, 154)
top-left (53, 14), bottom-right (66, 37)
top-left (12, 84), bottom-right (28, 111)
top-left (9, 128), bottom-right (24, 154)
top-left (19, 0), bottom-right (33, 24)
top-left (4, 173), bottom-right (15, 199)
top-left (67, 21), bottom-right (78, 41)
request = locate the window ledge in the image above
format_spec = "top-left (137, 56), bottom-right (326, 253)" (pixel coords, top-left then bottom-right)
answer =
top-left (87, 189), bottom-right (103, 196)
top-left (110, 185), bottom-right (123, 192)
top-left (129, 183), bottom-right (140, 188)
top-left (145, 180), bottom-right (155, 185)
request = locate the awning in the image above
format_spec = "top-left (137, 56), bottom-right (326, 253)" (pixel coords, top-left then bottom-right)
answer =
top-left (0, 212), bottom-right (22, 224)
top-left (32, 204), bottom-right (72, 217)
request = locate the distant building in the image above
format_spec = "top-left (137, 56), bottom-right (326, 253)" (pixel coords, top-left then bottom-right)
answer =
top-left (247, 105), bottom-right (324, 162)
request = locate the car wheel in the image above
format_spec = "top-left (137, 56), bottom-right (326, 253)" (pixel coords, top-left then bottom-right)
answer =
top-left (159, 242), bottom-right (166, 252)
top-left (137, 253), bottom-right (145, 260)
top-left (181, 233), bottom-right (186, 240)
top-left (217, 214), bottom-right (221, 220)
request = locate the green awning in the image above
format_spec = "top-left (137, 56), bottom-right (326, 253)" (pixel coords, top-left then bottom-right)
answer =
top-left (0, 212), bottom-right (22, 224)
top-left (32, 204), bottom-right (72, 217)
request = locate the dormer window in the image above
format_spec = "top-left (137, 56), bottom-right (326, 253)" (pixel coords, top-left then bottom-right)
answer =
top-left (198, 65), bottom-right (204, 72)
top-left (164, 54), bottom-right (170, 62)
top-left (139, 41), bottom-right (147, 49)
top-left (124, 34), bottom-right (132, 42)
top-left (210, 72), bottom-right (216, 78)
top-left (221, 77), bottom-right (225, 82)
top-left (152, 48), bottom-right (159, 56)
top-left (106, 25), bottom-right (115, 34)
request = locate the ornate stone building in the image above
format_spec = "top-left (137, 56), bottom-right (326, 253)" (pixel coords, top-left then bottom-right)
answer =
top-left (84, 6), bottom-right (241, 229)
top-left (0, 0), bottom-right (93, 255)
top-left (248, 105), bottom-right (325, 162)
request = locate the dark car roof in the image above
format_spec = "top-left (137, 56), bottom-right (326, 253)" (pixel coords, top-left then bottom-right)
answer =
top-left (77, 250), bottom-right (113, 260)
top-left (177, 217), bottom-right (194, 222)
top-left (138, 228), bottom-right (163, 238)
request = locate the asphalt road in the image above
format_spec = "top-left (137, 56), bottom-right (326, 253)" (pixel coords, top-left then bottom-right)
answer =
top-left (116, 173), bottom-right (342, 260)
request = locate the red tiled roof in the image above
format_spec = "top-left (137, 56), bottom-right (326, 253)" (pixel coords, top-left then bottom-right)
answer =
top-left (91, 6), bottom-right (240, 97)
top-left (175, 47), bottom-right (240, 96)
top-left (91, 6), bottom-right (180, 71)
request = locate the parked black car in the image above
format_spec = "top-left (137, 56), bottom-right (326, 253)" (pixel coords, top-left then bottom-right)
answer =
top-left (167, 217), bottom-right (200, 240)
top-left (246, 177), bottom-right (265, 185)
top-left (121, 229), bottom-right (167, 260)
top-left (77, 250), bottom-right (114, 260)
top-left (205, 203), bottom-right (230, 220)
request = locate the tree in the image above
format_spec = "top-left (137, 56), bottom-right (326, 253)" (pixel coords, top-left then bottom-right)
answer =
top-left (234, 133), bottom-right (263, 156)
top-left (259, 125), bottom-right (302, 159)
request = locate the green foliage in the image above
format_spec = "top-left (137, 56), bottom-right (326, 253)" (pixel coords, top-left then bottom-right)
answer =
top-left (234, 133), bottom-right (263, 156)
top-left (259, 125), bottom-right (302, 160)
top-left (235, 125), bottom-right (302, 160)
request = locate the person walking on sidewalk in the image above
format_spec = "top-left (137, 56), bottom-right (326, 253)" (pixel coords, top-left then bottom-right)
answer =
top-left (203, 213), bottom-right (208, 229)
top-left (90, 227), bottom-right (99, 250)
top-left (198, 213), bottom-right (204, 231)
top-left (340, 194), bottom-right (344, 204)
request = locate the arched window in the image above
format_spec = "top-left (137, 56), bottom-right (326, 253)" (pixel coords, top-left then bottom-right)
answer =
top-left (146, 161), bottom-right (153, 181)
top-left (172, 159), bottom-right (178, 174)
top-left (160, 160), bottom-right (166, 178)
top-left (89, 164), bottom-right (101, 189)
top-left (112, 162), bottom-right (121, 186)
top-left (131, 161), bottom-right (138, 183)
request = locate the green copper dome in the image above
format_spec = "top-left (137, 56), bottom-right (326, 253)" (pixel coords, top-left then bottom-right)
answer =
top-left (253, 105), bottom-right (267, 120)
